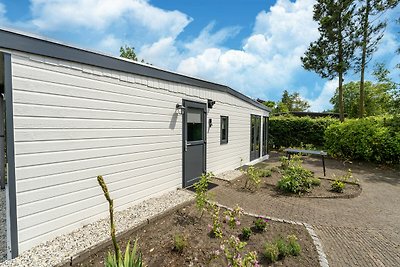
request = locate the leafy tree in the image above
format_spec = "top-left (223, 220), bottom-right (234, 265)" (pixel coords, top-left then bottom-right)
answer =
top-left (330, 81), bottom-right (394, 117)
top-left (301, 0), bottom-right (358, 122)
top-left (354, 0), bottom-right (399, 118)
top-left (262, 100), bottom-right (276, 109)
top-left (120, 45), bottom-right (138, 61)
top-left (372, 63), bottom-right (399, 114)
top-left (276, 90), bottom-right (310, 112)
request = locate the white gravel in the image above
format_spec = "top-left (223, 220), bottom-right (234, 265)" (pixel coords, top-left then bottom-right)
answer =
top-left (215, 169), bottom-right (243, 181)
top-left (0, 189), bottom-right (194, 267)
top-left (0, 189), bottom-right (6, 263)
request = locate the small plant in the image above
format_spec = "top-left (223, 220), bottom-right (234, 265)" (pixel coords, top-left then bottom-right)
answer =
top-left (275, 237), bottom-right (289, 258)
top-left (331, 169), bottom-right (353, 193)
top-left (331, 180), bottom-right (345, 193)
top-left (241, 227), bottom-right (252, 241)
top-left (208, 202), bottom-right (223, 238)
top-left (221, 236), bottom-right (259, 267)
top-left (253, 217), bottom-right (268, 232)
top-left (173, 234), bottom-right (187, 253)
top-left (264, 242), bottom-right (279, 263)
top-left (243, 166), bottom-right (262, 191)
top-left (106, 240), bottom-right (142, 267)
top-left (97, 175), bottom-right (143, 267)
top-left (194, 172), bottom-right (214, 218)
top-left (287, 235), bottom-right (301, 256)
top-left (258, 168), bottom-right (272, 177)
top-left (224, 205), bottom-right (244, 229)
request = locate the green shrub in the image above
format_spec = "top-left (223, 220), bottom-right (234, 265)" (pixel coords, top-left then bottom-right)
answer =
top-left (264, 242), bottom-right (279, 262)
top-left (324, 116), bottom-right (400, 164)
top-left (173, 234), bottom-right (187, 253)
top-left (241, 227), bottom-right (252, 241)
top-left (269, 116), bottom-right (338, 148)
top-left (277, 159), bottom-right (315, 194)
top-left (287, 235), bottom-right (301, 256)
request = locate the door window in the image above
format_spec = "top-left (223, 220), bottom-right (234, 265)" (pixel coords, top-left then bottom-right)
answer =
top-left (187, 108), bottom-right (203, 141)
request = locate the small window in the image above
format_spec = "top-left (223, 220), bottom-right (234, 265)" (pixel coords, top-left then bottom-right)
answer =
top-left (220, 116), bottom-right (229, 144)
top-left (187, 108), bottom-right (203, 141)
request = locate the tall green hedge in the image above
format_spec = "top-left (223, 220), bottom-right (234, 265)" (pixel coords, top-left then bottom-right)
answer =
top-left (269, 116), bottom-right (338, 148)
top-left (324, 116), bottom-right (400, 164)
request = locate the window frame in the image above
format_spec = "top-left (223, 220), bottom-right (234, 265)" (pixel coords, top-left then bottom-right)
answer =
top-left (220, 115), bottom-right (229, 144)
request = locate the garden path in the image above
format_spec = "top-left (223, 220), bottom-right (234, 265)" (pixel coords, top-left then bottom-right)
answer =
top-left (212, 152), bottom-right (400, 267)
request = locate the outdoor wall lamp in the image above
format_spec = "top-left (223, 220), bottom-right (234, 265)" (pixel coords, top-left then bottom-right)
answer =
top-left (208, 99), bottom-right (216, 109)
top-left (175, 103), bottom-right (186, 114)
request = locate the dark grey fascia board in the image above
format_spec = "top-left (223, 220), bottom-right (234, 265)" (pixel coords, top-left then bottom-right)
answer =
top-left (0, 28), bottom-right (270, 112)
top-left (4, 52), bottom-right (19, 258)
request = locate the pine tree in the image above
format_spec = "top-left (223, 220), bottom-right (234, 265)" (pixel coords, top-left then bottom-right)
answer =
top-left (301, 0), bottom-right (358, 122)
top-left (355, 0), bottom-right (399, 118)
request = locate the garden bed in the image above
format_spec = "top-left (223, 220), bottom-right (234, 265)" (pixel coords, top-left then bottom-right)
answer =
top-left (71, 203), bottom-right (319, 267)
top-left (228, 171), bottom-right (361, 199)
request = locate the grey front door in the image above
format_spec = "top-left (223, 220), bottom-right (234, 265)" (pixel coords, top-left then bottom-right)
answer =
top-left (183, 100), bottom-right (206, 187)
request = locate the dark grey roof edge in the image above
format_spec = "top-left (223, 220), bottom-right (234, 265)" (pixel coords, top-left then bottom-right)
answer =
top-left (0, 27), bottom-right (270, 112)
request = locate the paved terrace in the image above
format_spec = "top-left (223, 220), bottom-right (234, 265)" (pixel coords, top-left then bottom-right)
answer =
top-left (212, 152), bottom-right (400, 267)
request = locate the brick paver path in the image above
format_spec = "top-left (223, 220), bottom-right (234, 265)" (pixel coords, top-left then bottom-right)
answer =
top-left (212, 154), bottom-right (400, 267)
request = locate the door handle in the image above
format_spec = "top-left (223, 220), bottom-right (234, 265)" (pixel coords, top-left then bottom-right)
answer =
top-left (185, 140), bottom-right (188, 152)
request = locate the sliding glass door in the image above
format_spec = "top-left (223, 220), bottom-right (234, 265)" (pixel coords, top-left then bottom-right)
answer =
top-left (250, 115), bottom-right (261, 161)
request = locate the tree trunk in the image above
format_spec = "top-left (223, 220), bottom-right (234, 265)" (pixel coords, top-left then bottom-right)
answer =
top-left (338, 3), bottom-right (345, 122)
top-left (359, 0), bottom-right (370, 118)
top-left (339, 71), bottom-right (344, 122)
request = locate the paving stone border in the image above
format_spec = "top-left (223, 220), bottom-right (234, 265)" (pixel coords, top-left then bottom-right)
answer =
top-left (301, 177), bottom-right (362, 199)
top-left (215, 202), bottom-right (330, 267)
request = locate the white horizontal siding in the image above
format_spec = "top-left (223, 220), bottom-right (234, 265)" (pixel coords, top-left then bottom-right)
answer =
top-left (11, 53), bottom-right (185, 252)
top-left (10, 51), bottom-right (269, 253)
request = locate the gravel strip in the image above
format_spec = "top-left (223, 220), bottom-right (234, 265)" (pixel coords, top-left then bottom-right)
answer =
top-left (215, 169), bottom-right (242, 181)
top-left (0, 189), bottom-right (6, 263)
top-left (0, 189), bottom-right (194, 267)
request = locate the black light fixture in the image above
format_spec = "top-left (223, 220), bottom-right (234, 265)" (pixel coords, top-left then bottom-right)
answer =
top-left (208, 99), bottom-right (215, 109)
top-left (175, 103), bottom-right (186, 114)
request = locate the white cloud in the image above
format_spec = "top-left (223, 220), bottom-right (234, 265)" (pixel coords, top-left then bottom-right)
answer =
top-left (307, 79), bottom-right (338, 112)
top-left (176, 0), bottom-right (319, 99)
top-left (30, 0), bottom-right (191, 39)
top-left (98, 34), bottom-right (123, 53)
top-left (0, 2), bottom-right (7, 23)
top-left (184, 22), bottom-right (241, 54)
top-left (139, 37), bottom-right (181, 68)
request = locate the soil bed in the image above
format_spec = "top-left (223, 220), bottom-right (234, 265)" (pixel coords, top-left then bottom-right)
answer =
top-left (228, 171), bottom-right (361, 199)
top-left (73, 203), bottom-right (319, 267)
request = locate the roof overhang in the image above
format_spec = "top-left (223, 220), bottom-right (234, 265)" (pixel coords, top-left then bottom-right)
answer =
top-left (0, 27), bottom-right (270, 112)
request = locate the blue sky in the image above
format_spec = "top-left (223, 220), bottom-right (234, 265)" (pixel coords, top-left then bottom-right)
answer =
top-left (0, 0), bottom-right (399, 111)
